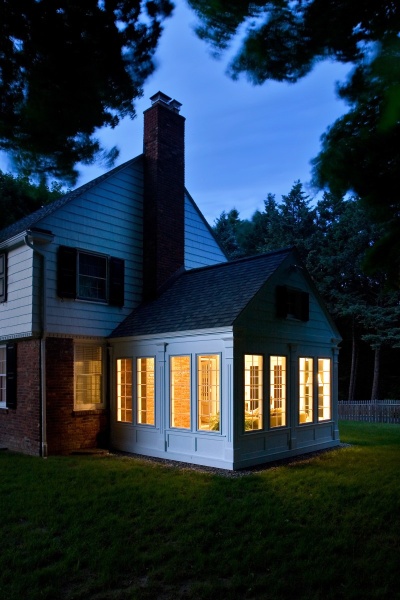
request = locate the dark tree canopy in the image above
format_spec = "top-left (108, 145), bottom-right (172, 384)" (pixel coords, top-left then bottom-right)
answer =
top-left (189, 0), bottom-right (400, 283)
top-left (0, 0), bottom-right (173, 184)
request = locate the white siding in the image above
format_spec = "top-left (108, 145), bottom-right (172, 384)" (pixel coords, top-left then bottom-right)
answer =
top-left (0, 244), bottom-right (35, 340)
top-left (184, 193), bottom-right (227, 269)
top-left (38, 159), bottom-right (144, 338)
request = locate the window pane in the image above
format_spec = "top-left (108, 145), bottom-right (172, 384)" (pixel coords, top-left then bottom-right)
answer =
top-left (318, 358), bottom-right (331, 421)
top-left (171, 356), bottom-right (191, 429)
top-left (78, 253), bottom-right (107, 301)
top-left (299, 358), bottom-right (313, 423)
top-left (270, 356), bottom-right (286, 427)
top-left (75, 345), bottom-right (103, 406)
top-left (244, 355), bottom-right (263, 431)
top-left (137, 358), bottom-right (155, 425)
top-left (117, 358), bottom-right (132, 422)
top-left (198, 355), bottom-right (220, 431)
top-left (0, 347), bottom-right (6, 403)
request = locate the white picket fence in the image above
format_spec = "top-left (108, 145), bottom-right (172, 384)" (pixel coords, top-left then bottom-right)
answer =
top-left (338, 400), bottom-right (400, 424)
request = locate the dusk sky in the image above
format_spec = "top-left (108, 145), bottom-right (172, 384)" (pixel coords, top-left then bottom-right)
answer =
top-left (1, 0), bottom-right (351, 225)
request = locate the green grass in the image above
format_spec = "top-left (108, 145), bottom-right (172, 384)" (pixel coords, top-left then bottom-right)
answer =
top-left (0, 422), bottom-right (399, 600)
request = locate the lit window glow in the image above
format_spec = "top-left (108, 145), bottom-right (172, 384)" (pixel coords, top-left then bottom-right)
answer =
top-left (171, 356), bottom-right (191, 429)
top-left (198, 355), bottom-right (220, 431)
top-left (137, 358), bottom-right (155, 425)
top-left (244, 355), bottom-right (263, 431)
top-left (117, 358), bottom-right (132, 422)
top-left (270, 356), bottom-right (286, 427)
top-left (75, 345), bottom-right (103, 408)
top-left (299, 357), bottom-right (313, 423)
top-left (318, 358), bottom-right (331, 421)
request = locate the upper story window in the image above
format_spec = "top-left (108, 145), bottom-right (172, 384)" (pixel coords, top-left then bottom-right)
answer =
top-left (57, 246), bottom-right (124, 306)
top-left (0, 253), bottom-right (7, 303)
top-left (276, 285), bottom-right (309, 321)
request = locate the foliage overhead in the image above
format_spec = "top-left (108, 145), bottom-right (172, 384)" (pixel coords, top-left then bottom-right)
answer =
top-left (0, 170), bottom-right (63, 230)
top-left (189, 0), bottom-right (400, 283)
top-left (0, 0), bottom-right (173, 184)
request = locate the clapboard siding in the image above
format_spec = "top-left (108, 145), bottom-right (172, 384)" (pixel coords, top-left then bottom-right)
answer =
top-left (39, 159), bottom-right (144, 337)
top-left (0, 244), bottom-right (35, 340)
top-left (184, 193), bottom-right (227, 269)
top-left (235, 257), bottom-right (337, 346)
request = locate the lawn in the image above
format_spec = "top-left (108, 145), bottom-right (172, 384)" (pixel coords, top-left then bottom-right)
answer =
top-left (0, 421), bottom-right (399, 600)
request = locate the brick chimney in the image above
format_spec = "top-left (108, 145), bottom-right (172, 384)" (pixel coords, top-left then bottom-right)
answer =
top-left (142, 92), bottom-right (185, 301)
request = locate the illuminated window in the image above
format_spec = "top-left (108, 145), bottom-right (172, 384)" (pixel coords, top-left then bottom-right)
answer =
top-left (137, 358), bottom-right (155, 425)
top-left (198, 355), bottom-right (220, 431)
top-left (117, 359), bottom-right (132, 422)
top-left (299, 358), bottom-right (313, 423)
top-left (318, 358), bottom-right (331, 421)
top-left (75, 345), bottom-right (103, 409)
top-left (244, 355), bottom-right (263, 431)
top-left (0, 346), bottom-right (6, 408)
top-left (171, 356), bottom-right (191, 429)
top-left (270, 356), bottom-right (286, 427)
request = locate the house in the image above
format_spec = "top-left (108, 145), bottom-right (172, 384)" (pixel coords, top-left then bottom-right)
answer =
top-left (0, 92), bottom-right (341, 469)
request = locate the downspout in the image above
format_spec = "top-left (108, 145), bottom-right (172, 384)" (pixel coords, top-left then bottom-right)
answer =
top-left (24, 231), bottom-right (54, 458)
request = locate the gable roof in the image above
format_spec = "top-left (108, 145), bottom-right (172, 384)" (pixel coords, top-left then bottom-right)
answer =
top-left (0, 157), bottom-right (139, 244)
top-left (110, 248), bottom-right (293, 338)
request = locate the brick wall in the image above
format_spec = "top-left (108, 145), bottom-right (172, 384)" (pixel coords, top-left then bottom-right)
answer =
top-left (143, 96), bottom-right (185, 300)
top-left (45, 338), bottom-right (108, 454)
top-left (0, 339), bottom-right (41, 455)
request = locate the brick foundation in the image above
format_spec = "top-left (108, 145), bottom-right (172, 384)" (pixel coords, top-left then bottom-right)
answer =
top-left (0, 339), bottom-right (41, 455)
top-left (45, 338), bottom-right (108, 454)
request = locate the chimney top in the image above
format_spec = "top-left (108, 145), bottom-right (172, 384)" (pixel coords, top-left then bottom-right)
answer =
top-left (149, 91), bottom-right (182, 113)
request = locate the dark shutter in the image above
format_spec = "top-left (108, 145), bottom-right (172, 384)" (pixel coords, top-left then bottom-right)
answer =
top-left (0, 252), bottom-right (7, 303)
top-left (57, 246), bottom-right (77, 298)
top-left (6, 342), bottom-right (17, 409)
top-left (276, 285), bottom-right (288, 318)
top-left (109, 257), bottom-right (125, 307)
top-left (300, 291), bottom-right (309, 321)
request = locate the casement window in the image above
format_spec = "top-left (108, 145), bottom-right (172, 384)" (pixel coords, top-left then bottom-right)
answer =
top-left (198, 354), bottom-right (220, 432)
top-left (74, 344), bottom-right (104, 409)
top-left (57, 246), bottom-right (124, 306)
top-left (116, 358), bottom-right (133, 422)
top-left (171, 356), bottom-right (191, 429)
top-left (276, 285), bottom-right (309, 321)
top-left (318, 359), bottom-right (331, 421)
top-left (270, 356), bottom-right (286, 428)
top-left (137, 358), bottom-right (155, 425)
top-left (244, 355), bottom-right (263, 432)
top-left (0, 253), bottom-right (7, 303)
top-left (299, 358), bottom-right (313, 423)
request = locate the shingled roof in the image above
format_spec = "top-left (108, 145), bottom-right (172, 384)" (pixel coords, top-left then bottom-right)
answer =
top-left (0, 157), bottom-right (139, 244)
top-left (110, 248), bottom-right (293, 338)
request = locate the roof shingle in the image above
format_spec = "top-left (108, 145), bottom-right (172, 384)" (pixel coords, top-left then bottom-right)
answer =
top-left (110, 248), bottom-right (292, 338)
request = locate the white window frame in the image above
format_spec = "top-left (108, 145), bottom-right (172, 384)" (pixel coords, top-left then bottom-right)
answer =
top-left (116, 358), bottom-right (133, 423)
top-left (77, 251), bottom-right (108, 303)
top-left (137, 357), bottom-right (156, 426)
top-left (74, 343), bottom-right (105, 410)
top-left (197, 354), bottom-right (221, 433)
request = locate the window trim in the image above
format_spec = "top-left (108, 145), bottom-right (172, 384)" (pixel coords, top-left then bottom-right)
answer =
top-left (197, 353), bottom-right (221, 433)
top-left (244, 354), bottom-right (264, 433)
top-left (116, 357), bottom-right (133, 423)
top-left (136, 356), bottom-right (156, 427)
top-left (269, 355), bottom-right (287, 429)
top-left (58, 246), bottom-right (124, 306)
top-left (170, 355), bottom-right (191, 430)
top-left (0, 345), bottom-right (6, 408)
top-left (0, 252), bottom-right (7, 303)
top-left (74, 343), bottom-right (105, 411)
top-left (276, 285), bottom-right (309, 321)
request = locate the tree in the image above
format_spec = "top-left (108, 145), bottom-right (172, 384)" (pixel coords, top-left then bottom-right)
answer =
top-left (188, 0), bottom-right (400, 282)
top-left (0, 171), bottom-right (63, 230)
top-left (0, 0), bottom-right (173, 184)
top-left (213, 208), bottom-right (244, 258)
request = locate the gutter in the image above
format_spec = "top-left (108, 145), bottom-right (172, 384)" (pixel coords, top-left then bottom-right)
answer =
top-left (24, 229), bottom-right (55, 458)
